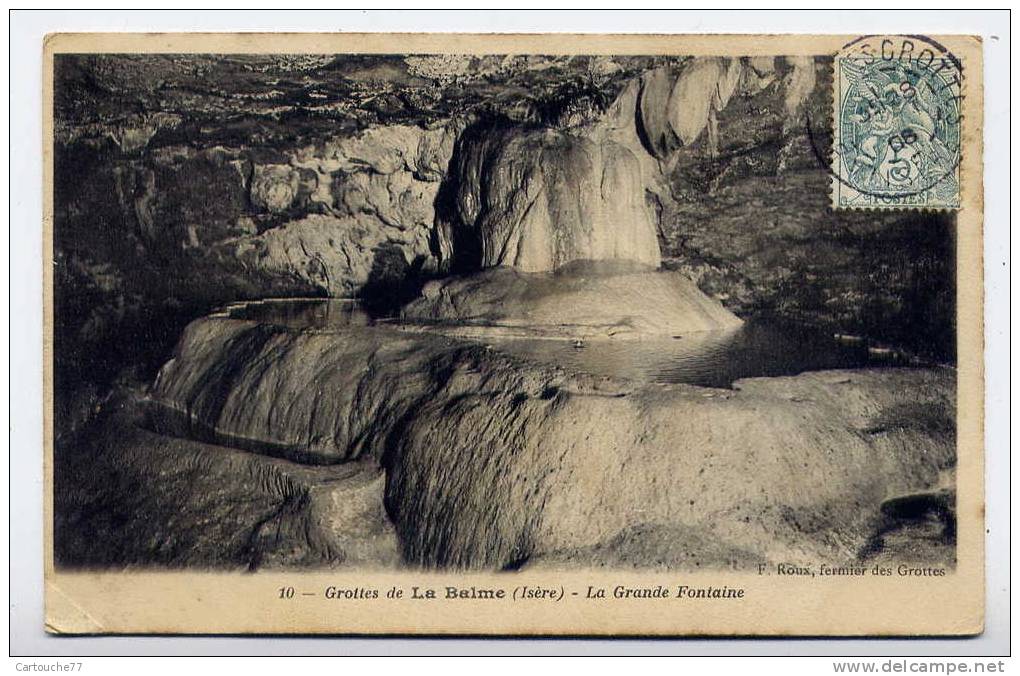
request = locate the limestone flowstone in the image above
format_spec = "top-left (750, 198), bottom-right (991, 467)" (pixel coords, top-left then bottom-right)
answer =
top-left (138, 315), bottom-right (956, 570)
top-left (401, 262), bottom-right (743, 339)
top-left (54, 393), bottom-right (400, 570)
top-left (435, 125), bottom-right (662, 273)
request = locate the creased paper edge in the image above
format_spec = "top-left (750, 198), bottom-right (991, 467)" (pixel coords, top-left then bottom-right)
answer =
top-left (45, 581), bottom-right (106, 634)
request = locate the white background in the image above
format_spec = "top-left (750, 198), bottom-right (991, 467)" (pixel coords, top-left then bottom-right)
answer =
top-left (7, 9), bottom-right (1012, 659)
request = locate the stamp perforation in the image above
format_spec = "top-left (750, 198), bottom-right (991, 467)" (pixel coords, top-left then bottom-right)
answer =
top-left (831, 35), bottom-right (963, 212)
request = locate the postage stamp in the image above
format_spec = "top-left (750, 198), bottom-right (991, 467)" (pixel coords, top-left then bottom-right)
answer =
top-left (832, 35), bottom-right (963, 209)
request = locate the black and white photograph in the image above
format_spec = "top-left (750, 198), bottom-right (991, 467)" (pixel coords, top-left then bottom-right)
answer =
top-left (34, 28), bottom-right (989, 639)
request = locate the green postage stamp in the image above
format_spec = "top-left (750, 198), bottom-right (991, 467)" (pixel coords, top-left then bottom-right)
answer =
top-left (833, 35), bottom-right (963, 209)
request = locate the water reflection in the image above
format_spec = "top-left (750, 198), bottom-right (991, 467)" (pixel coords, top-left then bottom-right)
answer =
top-left (218, 298), bottom-right (373, 328)
top-left (213, 300), bottom-right (918, 388)
top-left (484, 319), bottom-right (918, 388)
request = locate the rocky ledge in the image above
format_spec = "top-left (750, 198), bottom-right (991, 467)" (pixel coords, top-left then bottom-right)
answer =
top-left (401, 262), bottom-right (743, 339)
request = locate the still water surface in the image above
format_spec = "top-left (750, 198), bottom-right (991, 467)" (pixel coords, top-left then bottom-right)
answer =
top-left (483, 321), bottom-right (916, 388)
top-left (219, 299), bottom-right (917, 388)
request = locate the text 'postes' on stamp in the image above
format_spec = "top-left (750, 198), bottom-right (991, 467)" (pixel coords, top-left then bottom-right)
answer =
top-left (832, 35), bottom-right (963, 210)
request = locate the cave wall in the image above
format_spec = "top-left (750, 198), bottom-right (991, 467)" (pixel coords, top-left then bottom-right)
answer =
top-left (52, 54), bottom-right (664, 434)
top-left (52, 53), bottom-right (955, 434)
top-left (652, 57), bottom-right (956, 362)
top-left (54, 120), bottom-right (458, 436)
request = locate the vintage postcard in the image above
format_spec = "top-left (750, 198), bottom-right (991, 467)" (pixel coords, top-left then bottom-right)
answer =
top-left (43, 32), bottom-right (984, 636)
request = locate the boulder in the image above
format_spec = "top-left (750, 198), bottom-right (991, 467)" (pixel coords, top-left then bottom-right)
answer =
top-left (222, 212), bottom-right (431, 299)
top-left (250, 164), bottom-right (300, 213)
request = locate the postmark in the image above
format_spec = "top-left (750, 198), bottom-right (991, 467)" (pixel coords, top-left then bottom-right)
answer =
top-left (832, 35), bottom-right (962, 210)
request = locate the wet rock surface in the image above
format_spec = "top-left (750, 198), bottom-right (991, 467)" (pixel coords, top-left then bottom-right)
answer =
top-left (101, 315), bottom-right (956, 571)
top-left (401, 262), bottom-right (741, 339)
top-left (55, 391), bottom-right (399, 570)
top-left (434, 125), bottom-right (661, 272)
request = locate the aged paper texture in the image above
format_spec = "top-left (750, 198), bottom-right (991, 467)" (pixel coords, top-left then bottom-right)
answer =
top-left (43, 32), bottom-right (984, 636)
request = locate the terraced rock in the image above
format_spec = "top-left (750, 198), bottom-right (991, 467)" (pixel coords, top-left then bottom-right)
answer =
top-left (133, 314), bottom-right (955, 570)
top-left (402, 263), bottom-right (742, 339)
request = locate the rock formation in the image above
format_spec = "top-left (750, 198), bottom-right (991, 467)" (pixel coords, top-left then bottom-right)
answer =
top-left (129, 313), bottom-right (955, 569)
top-left (631, 57), bottom-right (815, 162)
top-left (434, 125), bottom-right (661, 273)
top-left (55, 392), bottom-right (398, 569)
top-left (53, 54), bottom-right (956, 436)
top-left (402, 262), bottom-right (741, 339)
